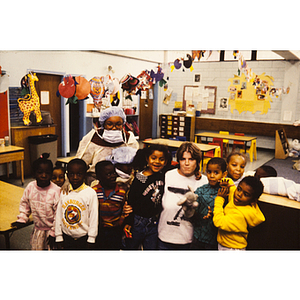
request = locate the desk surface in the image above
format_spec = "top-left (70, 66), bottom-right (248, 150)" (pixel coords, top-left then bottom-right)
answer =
top-left (0, 145), bottom-right (24, 154)
top-left (0, 180), bottom-right (25, 232)
top-left (56, 156), bottom-right (76, 164)
top-left (143, 138), bottom-right (220, 152)
top-left (259, 192), bottom-right (300, 210)
top-left (195, 132), bottom-right (257, 142)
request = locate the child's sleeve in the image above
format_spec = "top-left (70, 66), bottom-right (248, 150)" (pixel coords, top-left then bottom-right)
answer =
top-left (17, 186), bottom-right (31, 223)
top-left (87, 190), bottom-right (99, 244)
top-left (261, 177), bottom-right (300, 201)
top-left (213, 196), bottom-right (248, 233)
top-left (49, 190), bottom-right (60, 237)
top-left (55, 195), bottom-right (63, 242)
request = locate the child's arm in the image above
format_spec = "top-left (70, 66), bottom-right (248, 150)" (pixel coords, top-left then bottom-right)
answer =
top-left (87, 190), bottom-right (99, 243)
top-left (11, 186), bottom-right (31, 228)
top-left (55, 196), bottom-right (64, 243)
top-left (213, 195), bottom-right (248, 233)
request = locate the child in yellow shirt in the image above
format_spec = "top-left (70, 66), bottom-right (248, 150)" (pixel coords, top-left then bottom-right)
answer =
top-left (213, 176), bottom-right (265, 250)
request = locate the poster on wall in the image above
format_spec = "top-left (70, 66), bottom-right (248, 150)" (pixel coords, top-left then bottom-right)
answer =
top-left (183, 85), bottom-right (217, 114)
top-left (218, 97), bottom-right (229, 111)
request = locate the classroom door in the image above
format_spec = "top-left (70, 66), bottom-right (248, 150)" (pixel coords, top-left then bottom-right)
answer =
top-left (139, 87), bottom-right (153, 140)
top-left (35, 73), bottom-right (62, 157)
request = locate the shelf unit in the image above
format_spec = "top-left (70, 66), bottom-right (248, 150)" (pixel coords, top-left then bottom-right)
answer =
top-left (159, 113), bottom-right (195, 142)
top-left (275, 128), bottom-right (289, 159)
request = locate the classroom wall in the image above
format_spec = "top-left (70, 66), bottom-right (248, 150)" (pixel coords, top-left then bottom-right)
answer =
top-left (160, 59), bottom-right (300, 148)
top-left (0, 50), bottom-right (160, 176)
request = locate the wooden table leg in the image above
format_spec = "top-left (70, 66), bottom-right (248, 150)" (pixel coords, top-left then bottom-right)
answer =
top-left (20, 160), bottom-right (24, 186)
top-left (6, 163), bottom-right (9, 178)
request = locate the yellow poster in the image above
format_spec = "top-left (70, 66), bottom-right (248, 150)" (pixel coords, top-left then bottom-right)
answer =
top-left (228, 72), bottom-right (274, 114)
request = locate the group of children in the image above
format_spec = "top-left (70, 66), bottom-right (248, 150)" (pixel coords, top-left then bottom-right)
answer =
top-left (12, 145), bottom-right (277, 251)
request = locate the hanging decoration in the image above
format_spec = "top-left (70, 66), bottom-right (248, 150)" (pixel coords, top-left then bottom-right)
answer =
top-left (170, 53), bottom-right (194, 72)
top-left (89, 76), bottom-right (105, 111)
top-left (17, 72), bottom-right (42, 125)
top-left (57, 75), bottom-right (90, 105)
top-left (58, 75), bottom-right (76, 99)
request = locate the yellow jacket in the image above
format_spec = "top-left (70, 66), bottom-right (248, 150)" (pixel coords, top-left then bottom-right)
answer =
top-left (213, 183), bottom-right (265, 249)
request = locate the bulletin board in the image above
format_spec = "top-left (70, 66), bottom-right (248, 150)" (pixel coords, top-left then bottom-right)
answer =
top-left (183, 85), bottom-right (217, 114)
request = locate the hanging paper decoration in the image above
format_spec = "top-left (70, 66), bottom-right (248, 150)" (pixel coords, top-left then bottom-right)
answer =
top-left (233, 50), bottom-right (239, 59)
top-left (58, 75), bottom-right (76, 99)
top-left (89, 76), bottom-right (104, 111)
top-left (17, 72), bottom-right (42, 125)
top-left (75, 76), bottom-right (91, 100)
top-left (137, 70), bottom-right (153, 91)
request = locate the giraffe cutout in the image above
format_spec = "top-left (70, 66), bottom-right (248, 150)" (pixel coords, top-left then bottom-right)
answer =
top-left (18, 72), bottom-right (42, 125)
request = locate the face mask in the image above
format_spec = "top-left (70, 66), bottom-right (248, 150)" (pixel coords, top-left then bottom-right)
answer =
top-left (115, 168), bottom-right (131, 179)
top-left (102, 129), bottom-right (124, 143)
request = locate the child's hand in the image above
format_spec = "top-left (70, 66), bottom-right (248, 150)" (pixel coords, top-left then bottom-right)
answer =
top-left (122, 201), bottom-right (133, 217)
top-left (11, 221), bottom-right (26, 229)
top-left (218, 185), bottom-right (229, 198)
top-left (203, 206), bottom-right (213, 220)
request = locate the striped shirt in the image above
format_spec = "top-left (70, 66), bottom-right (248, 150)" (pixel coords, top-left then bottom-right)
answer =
top-left (93, 183), bottom-right (126, 227)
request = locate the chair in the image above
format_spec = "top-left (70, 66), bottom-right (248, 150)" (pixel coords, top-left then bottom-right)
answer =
top-left (219, 131), bottom-right (229, 156)
top-left (212, 137), bottom-right (224, 158)
top-left (232, 133), bottom-right (246, 152)
top-left (246, 139), bottom-right (257, 162)
top-left (201, 142), bottom-right (221, 173)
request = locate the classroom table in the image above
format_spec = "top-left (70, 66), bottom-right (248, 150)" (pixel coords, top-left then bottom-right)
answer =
top-left (56, 156), bottom-right (76, 168)
top-left (143, 138), bottom-right (221, 170)
top-left (143, 138), bottom-right (220, 155)
top-left (247, 193), bottom-right (300, 250)
top-left (0, 145), bottom-right (24, 185)
top-left (0, 180), bottom-right (33, 249)
top-left (195, 132), bottom-right (257, 154)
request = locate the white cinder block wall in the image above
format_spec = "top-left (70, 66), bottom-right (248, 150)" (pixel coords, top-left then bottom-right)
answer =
top-left (160, 59), bottom-right (300, 149)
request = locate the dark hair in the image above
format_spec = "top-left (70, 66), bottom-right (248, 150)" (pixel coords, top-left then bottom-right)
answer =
top-left (32, 153), bottom-right (53, 174)
top-left (240, 176), bottom-right (264, 202)
top-left (176, 142), bottom-right (201, 174)
top-left (67, 158), bottom-right (87, 173)
top-left (226, 151), bottom-right (247, 165)
top-left (256, 165), bottom-right (277, 178)
top-left (207, 157), bottom-right (227, 173)
top-left (132, 144), bottom-right (172, 172)
top-left (95, 160), bottom-right (114, 177)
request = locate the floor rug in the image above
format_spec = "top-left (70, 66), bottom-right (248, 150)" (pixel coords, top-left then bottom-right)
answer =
top-left (262, 157), bottom-right (300, 183)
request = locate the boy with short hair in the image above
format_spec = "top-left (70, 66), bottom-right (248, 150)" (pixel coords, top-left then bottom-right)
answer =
top-left (213, 176), bottom-right (265, 250)
top-left (55, 158), bottom-right (98, 250)
top-left (191, 157), bottom-right (234, 250)
top-left (93, 160), bottom-right (130, 250)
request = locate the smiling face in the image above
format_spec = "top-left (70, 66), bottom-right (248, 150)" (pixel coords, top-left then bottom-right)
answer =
top-left (227, 155), bottom-right (246, 181)
top-left (145, 150), bottom-right (166, 175)
top-left (206, 164), bottom-right (227, 187)
top-left (233, 181), bottom-right (255, 206)
top-left (178, 151), bottom-right (197, 177)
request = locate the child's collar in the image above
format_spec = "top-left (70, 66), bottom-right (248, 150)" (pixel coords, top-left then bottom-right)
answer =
top-left (69, 183), bottom-right (87, 192)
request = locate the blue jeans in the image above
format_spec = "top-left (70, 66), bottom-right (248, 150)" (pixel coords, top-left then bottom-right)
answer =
top-left (126, 215), bottom-right (158, 250)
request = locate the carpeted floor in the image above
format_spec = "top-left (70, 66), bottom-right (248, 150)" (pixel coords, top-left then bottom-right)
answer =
top-left (261, 157), bottom-right (300, 183)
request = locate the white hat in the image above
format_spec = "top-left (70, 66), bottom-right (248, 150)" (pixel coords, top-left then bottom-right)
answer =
top-left (99, 106), bottom-right (126, 127)
top-left (106, 147), bottom-right (137, 164)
